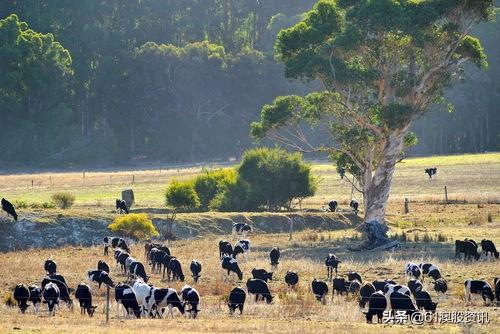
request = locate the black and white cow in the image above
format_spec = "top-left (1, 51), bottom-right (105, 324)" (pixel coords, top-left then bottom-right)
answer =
top-left (44, 259), bottom-right (57, 275)
top-left (75, 283), bottom-right (97, 317)
top-left (88, 270), bottom-right (114, 288)
top-left (28, 285), bottom-right (41, 314)
top-left (42, 282), bottom-right (60, 316)
top-left (347, 271), bottom-right (363, 284)
top-left (363, 291), bottom-right (387, 323)
top-left (125, 257), bottom-right (137, 275)
top-left (221, 255), bottom-right (243, 281)
top-left (130, 261), bottom-right (149, 283)
top-left (431, 278), bottom-right (448, 294)
top-left (41, 276), bottom-right (72, 309)
top-left (372, 279), bottom-right (397, 292)
top-left (424, 167), bottom-right (437, 179)
top-left (494, 278), bottom-right (500, 303)
top-left (252, 268), bottom-right (273, 282)
top-left (481, 239), bottom-right (499, 259)
top-left (161, 254), bottom-right (176, 280)
top-left (269, 247), bottom-right (280, 268)
top-left (384, 284), bottom-right (411, 298)
top-left (350, 200), bottom-right (359, 214)
top-left (103, 236), bottom-right (130, 255)
top-left (115, 283), bottom-right (141, 318)
top-left (405, 262), bottom-right (422, 280)
top-left (247, 279), bottom-right (272, 304)
top-left (167, 258), bottom-right (184, 282)
top-left (228, 286), bottom-right (246, 315)
top-left (455, 240), bottom-right (480, 260)
top-left (389, 291), bottom-right (417, 317)
top-left (347, 280), bottom-right (362, 295)
top-left (414, 290), bottom-right (438, 312)
top-left (233, 240), bottom-right (250, 259)
top-left (359, 283), bottom-right (376, 308)
top-left (328, 200), bottom-right (338, 212)
top-left (464, 279), bottom-right (495, 304)
top-left (284, 271), bottom-right (299, 288)
top-left (145, 287), bottom-right (185, 318)
top-left (232, 223), bottom-right (252, 237)
top-left (332, 277), bottom-right (348, 296)
top-left (407, 279), bottom-right (424, 295)
top-left (116, 251), bottom-right (130, 273)
top-left (219, 240), bottom-right (233, 259)
top-left (190, 260), bottom-right (202, 283)
top-left (419, 263), bottom-right (441, 281)
top-left (1, 198), bottom-right (18, 221)
top-left (149, 248), bottom-right (169, 274)
top-left (98, 260), bottom-right (110, 274)
top-left (181, 285), bottom-right (200, 318)
top-left (115, 199), bottom-right (129, 214)
top-left (311, 279), bottom-right (329, 304)
top-left (325, 254), bottom-right (341, 279)
top-left (13, 284), bottom-right (30, 313)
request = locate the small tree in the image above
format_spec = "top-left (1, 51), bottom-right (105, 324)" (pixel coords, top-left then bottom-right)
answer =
top-left (108, 213), bottom-right (159, 240)
top-left (193, 168), bottom-right (237, 210)
top-left (165, 180), bottom-right (200, 211)
top-left (51, 192), bottom-right (75, 209)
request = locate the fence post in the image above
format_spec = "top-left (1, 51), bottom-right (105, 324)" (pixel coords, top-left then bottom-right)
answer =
top-left (404, 198), bottom-right (409, 214)
top-left (444, 186), bottom-right (448, 204)
top-left (289, 217), bottom-right (294, 241)
top-left (31, 179), bottom-right (34, 188)
top-left (132, 175), bottom-right (135, 184)
top-left (83, 171), bottom-right (86, 179)
top-left (106, 285), bottom-right (110, 323)
top-left (109, 175), bottom-right (112, 185)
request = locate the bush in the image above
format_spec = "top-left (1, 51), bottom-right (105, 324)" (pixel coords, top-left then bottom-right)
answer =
top-left (108, 213), bottom-right (159, 240)
top-left (165, 180), bottom-right (200, 211)
top-left (208, 177), bottom-right (251, 212)
top-left (194, 169), bottom-right (236, 210)
top-left (51, 192), bottom-right (75, 209)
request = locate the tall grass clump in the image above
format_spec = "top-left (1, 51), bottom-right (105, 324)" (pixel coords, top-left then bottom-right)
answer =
top-left (108, 213), bottom-right (159, 240)
top-left (51, 192), bottom-right (75, 209)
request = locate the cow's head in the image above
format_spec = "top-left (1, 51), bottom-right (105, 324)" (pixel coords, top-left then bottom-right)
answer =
top-left (87, 306), bottom-right (98, 317)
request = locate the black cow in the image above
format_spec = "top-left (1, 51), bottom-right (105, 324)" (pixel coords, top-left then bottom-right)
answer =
top-left (252, 268), bottom-right (273, 282)
top-left (389, 291), bottom-right (417, 317)
top-left (494, 278), bottom-right (500, 303)
top-left (43, 282), bottom-right (60, 316)
top-left (190, 260), bottom-right (202, 283)
top-left (88, 269), bottom-right (114, 288)
top-left (1, 198), bottom-right (18, 221)
top-left (103, 237), bottom-right (130, 255)
top-left (219, 240), bottom-right (233, 259)
top-left (414, 290), bottom-right (438, 312)
top-left (347, 271), bottom-right (363, 284)
top-left (130, 261), bottom-right (149, 283)
top-left (419, 263), bottom-right (441, 281)
top-left (145, 243), bottom-right (170, 261)
top-left (347, 280), bottom-right (362, 295)
top-left (455, 240), bottom-right (480, 260)
top-left (13, 284), bottom-right (30, 313)
top-left (431, 278), bottom-right (448, 294)
top-left (405, 262), bottom-right (422, 280)
top-left (311, 279), bottom-right (328, 303)
top-left (181, 285), bottom-right (200, 318)
top-left (247, 279), bottom-right (272, 304)
top-left (116, 251), bottom-right (130, 273)
top-left (98, 260), bottom-right (110, 274)
top-left (408, 279), bottom-right (424, 295)
top-left (363, 291), bottom-right (387, 323)
top-left (424, 167), bottom-right (437, 179)
top-left (350, 200), bottom-right (359, 214)
top-left (329, 200), bottom-right (338, 212)
top-left (481, 239), bottom-right (499, 259)
top-left (332, 277), bottom-right (348, 296)
top-left (146, 287), bottom-right (185, 318)
top-left (44, 259), bottom-right (57, 275)
top-left (115, 283), bottom-right (141, 318)
top-left (28, 285), bottom-right (42, 314)
top-left (115, 199), bottom-right (129, 214)
top-left (221, 255), bottom-right (243, 281)
top-left (167, 258), bottom-right (184, 282)
top-left (228, 287), bottom-right (246, 315)
top-left (161, 254), bottom-right (175, 280)
top-left (464, 279), bottom-right (495, 304)
top-left (359, 283), bottom-right (375, 308)
top-left (269, 247), bottom-right (280, 268)
top-left (48, 273), bottom-right (67, 284)
top-left (232, 223), bottom-right (252, 236)
top-left (372, 279), bottom-right (397, 292)
top-left (325, 254), bottom-right (341, 279)
top-left (42, 276), bottom-right (72, 308)
top-left (75, 283), bottom-right (97, 317)
top-left (149, 248), bottom-right (168, 273)
top-left (285, 271), bottom-right (299, 288)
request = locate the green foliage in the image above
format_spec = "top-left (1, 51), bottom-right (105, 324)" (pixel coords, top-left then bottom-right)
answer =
top-left (165, 180), bottom-right (200, 211)
top-left (108, 213), bottom-right (159, 240)
top-left (51, 192), bottom-right (75, 209)
top-left (208, 177), bottom-right (251, 212)
top-left (193, 169), bottom-right (237, 210)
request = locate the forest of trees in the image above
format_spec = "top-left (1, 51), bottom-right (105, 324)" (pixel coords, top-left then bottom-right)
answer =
top-left (0, 1), bottom-right (498, 168)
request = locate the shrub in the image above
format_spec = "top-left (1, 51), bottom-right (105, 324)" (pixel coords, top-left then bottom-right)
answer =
top-left (3, 292), bottom-right (15, 307)
top-left (209, 177), bottom-right (251, 212)
top-left (108, 213), bottom-right (159, 240)
top-left (165, 180), bottom-right (200, 211)
top-left (51, 192), bottom-right (75, 209)
top-left (194, 169), bottom-right (236, 210)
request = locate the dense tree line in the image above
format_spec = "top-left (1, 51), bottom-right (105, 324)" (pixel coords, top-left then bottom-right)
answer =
top-left (0, 1), bottom-right (497, 167)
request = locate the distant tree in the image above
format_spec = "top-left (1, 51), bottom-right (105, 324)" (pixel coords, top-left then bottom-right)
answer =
top-left (165, 180), bottom-right (200, 211)
top-left (252, 0), bottom-right (494, 224)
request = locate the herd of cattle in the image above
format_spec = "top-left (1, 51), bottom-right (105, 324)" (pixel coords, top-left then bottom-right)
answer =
top-left (10, 223), bottom-right (500, 323)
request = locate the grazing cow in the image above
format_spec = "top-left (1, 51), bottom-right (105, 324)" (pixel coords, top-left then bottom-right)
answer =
top-left (75, 283), bottom-right (97, 317)
top-left (103, 237), bottom-right (130, 255)
top-left (161, 254), bottom-right (176, 280)
top-left (363, 291), bottom-right (387, 323)
top-left (284, 271), bottom-right (299, 288)
top-left (115, 199), bottom-right (129, 214)
top-left (1, 198), bottom-right (18, 221)
top-left (328, 200), bottom-right (338, 212)
top-left (348, 271), bottom-right (363, 284)
top-left (424, 167), bottom-right (437, 179)
top-left (372, 279), bottom-right (396, 292)
top-left (44, 259), bottom-right (57, 275)
top-left (350, 200), bottom-right (359, 214)
top-left (465, 238), bottom-right (478, 247)
top-left (405, 262), bottom-right (422, 280)
top-left (431, 278), bottom-right (448, 294)
top-left (269, 247), bottom-right (280, 268)
top-left (221, 256), bottom-right (243, 281)
top-left (464, 279), bottom-right (495, 304)
top-left (88, 270), bottom-right (114, 288)
top-left (311, 279), bottom-right (329, 304)
top-left (419, 263), bottom-right (441, 281)
top-left (43, 282), bottom-right (60, 316)
top-left (145, 287), bottom-right (185, 318)
top-left (359, 283), bottom-right (375, 308)
top-left (252, 268), bottom-right (273, 282)
top-left (347, 280), bottom-right (362, 295)
top-left (325, 254), bottom-right (341, 279)
top-left (190, 260), bottom-right (202, 283)
top-left (384, 284), bottom-right (411, 298)
top-left (494, 278), bottom-right (499, 303)
top-left (228, 287), bottom-right (246, 315)
top-left (145, 243), bottom-right (170, 261)
top-left (455, 240), bottom-right (480, 260)
top-left (132, 279), bottom-right (153, 315)
top-left (13, 284), bottom-right (30, 313)
top-left (28, 285), bottom-right (41, 314)
top-left (115, 283), bottom-right (141, 318)
top-left (41, 277), bottom-right (72, 309)
top-left (247, 279), bottom-right (272, 304)
top-left (408, 279), bottom-right (424, 295)
top-left (116, 251), bottom-right (130, 273)
top-left (332, 277), bottom-right (348, 296)
top-left (98, 260), bottom-right (110, 274)
top-left (125, 257), bottom-right (137, 275)
top-left (219, 240), bottom-right (233, 259)
top-left (149, 248), bottom-right (168, 273)
top-left (232, 223), bottom-right (252, 237)
top-left (389, 291), bottom-right (417, 317)
top-left (480, 239), bottom-right (499, 259)
top-left (167, 258), bottom-right (184, 282)
top-left (130, 261), bottom-right (149, 283)
top-left (233, 240), bottom-right (250, 259)
top-left (414, 290), bottom-right (438, 312)
top-left (181, 285), bottom-right (200, 318)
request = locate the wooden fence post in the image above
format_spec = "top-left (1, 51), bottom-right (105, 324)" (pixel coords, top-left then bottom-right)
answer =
top-left (106, 285), bottom-right (110, 323)
top-left (31, 179), bottom-right (34, 188)
top-left (444, 186), bottom-right (448, 203)
top-left (132, 175), bottom-right (135, 184)
top-left (289, 217), bottom-right (294, 241)
top-left (404, 198), bottom-right (409, 214)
